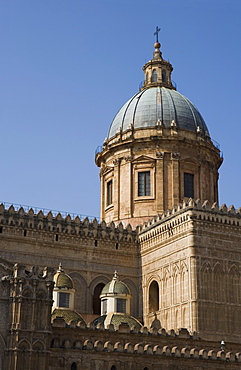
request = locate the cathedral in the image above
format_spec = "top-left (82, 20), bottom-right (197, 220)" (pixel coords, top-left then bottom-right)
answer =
top-left (1, 32), bottom-right (241, 369)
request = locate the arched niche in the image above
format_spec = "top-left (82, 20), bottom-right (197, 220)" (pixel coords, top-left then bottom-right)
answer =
top-left (122, 278), bottom-right (139, 318)
top-left (69, 272), bottom-right (88, 313)
top-left (149, 280), bottom-right (159, 312)
top-left (89, 275), bottom-right (110, 314)
top-left (93, 283), bottom-right (105, 315)
top-left (71, 362), bottom-right (77, 370)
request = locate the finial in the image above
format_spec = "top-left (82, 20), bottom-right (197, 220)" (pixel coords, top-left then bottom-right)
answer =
top-left (58, 262), bottom-right (64, 273)
top-left (113, 270), bottom-right (118, 280)
top-left (153, 26), bottom-right (161, 58)
top-left (154, 26), bottom-right (161, 43)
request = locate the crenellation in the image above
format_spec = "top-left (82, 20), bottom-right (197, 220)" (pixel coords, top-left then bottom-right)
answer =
top-left (0, 203), bottom-right (137, 245)
top-left (138, 199), bottom-right (241, 243)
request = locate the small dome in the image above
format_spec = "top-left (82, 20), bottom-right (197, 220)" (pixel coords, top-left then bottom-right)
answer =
top-left (108, 87), bottom-right (209, 139)
top-left (101, 272), bottom-right (130, 296)
top-left (92, 313), bottom-right (142, 331)
top-left (52, 308), bottom-right (85, 325)
top-left (54, 264), bottom-right (73, 289)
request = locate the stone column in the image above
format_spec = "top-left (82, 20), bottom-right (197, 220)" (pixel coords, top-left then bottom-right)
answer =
top-left (171, 152), bottom-right (180, 207)
top-left (113, 158), bottom-right (121, 220)
top-left (190, 256), bottom-right (198, 332)
top-left (100, 169), bottom-right (104, 221)
top-left (156, 152), bottom-right (165, 213)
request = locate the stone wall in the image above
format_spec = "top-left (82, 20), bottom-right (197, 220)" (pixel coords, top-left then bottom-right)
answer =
top-left (50, 318), bottom-right (241, 370)
top-left (0, 204), bottom-right (141, 320)
top-left (139, 199), bottom-right (241, 341)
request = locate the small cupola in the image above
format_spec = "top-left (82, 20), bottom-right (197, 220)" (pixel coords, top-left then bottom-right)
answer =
top-left (141, 26), bottom-right (175, 90)
top-left (53, 263), bottom-right (75, 310)
top-left (92, 272), bottom-right (142, 330)
top-left (100, 271), bottom-right (131, 315)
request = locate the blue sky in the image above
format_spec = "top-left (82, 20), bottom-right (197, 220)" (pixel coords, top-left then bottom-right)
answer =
top-left (1, 0), bottom-right (241, 218)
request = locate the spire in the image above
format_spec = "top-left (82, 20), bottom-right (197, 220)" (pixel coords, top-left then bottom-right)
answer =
top-left (113, 270), bottom-right (118, 281)
top-left (57, 262), bottom-right (64, 273)
top-left (140, 28), bottom-right (175, 91)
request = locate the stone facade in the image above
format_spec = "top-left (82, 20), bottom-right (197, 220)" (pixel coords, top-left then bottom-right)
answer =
top-left (139, 199), bottom-right (241, 342)
top-left (1, 200), bottom-right (241, 369)
top-left (0, 204), bottom-right (141, 323)
top-left (0, 38), bottom-right (240, 370)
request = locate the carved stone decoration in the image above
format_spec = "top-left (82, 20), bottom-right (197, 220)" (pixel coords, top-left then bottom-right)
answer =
top-left (156, 151), bottom-right (164, 159)
top-left (156, 119), bottom-right (162, 127)
top-left (123, 155), bottom-right (133, 163)
top-left (171, 152), bottom-right (180, 160)
top-left (113, 158), bottom-right (121, 166)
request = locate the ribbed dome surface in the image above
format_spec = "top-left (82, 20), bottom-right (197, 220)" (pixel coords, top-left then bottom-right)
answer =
top-left (108, 87), bottom-right (209, 139)
top-left (101, 280), bottom-right (130, 295)
top-left (52, 308), bottom-right (85, 324)
top-left (54, 272), bottom-right (73, 289)
top-left (92, 314), bottom-right (142, 330)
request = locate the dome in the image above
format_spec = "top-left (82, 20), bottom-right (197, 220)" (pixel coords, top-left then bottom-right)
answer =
top-left (92, 313), bottom-right (142, 331)
top-left (108, 87), bottom-right (209, 139)
top-left (54, 264), bottom-right (73, 289)
top-left (101, 275), bottom-right (130, 296)
top-left (52, 308), bottom-right (85, 325)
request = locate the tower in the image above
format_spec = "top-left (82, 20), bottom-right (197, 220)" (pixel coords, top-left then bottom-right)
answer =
top-left (96, 39), bottom-right (222, 227)
top-left (5, 264), bottom-right (54, 370)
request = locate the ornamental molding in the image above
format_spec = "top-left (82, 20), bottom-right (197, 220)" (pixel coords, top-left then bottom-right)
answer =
top-left (123, 155), bottom-right (134, 163)
top-left (113, 158), bottom-right (121, 166)
top-left (132, 155), bottom-right (156, 164)
top-left (171, 152), bottom-right (180, 160)
top-left (101, 166), bottom-right (114, 176)
top-left (156, 151), bottom-right (165, 159)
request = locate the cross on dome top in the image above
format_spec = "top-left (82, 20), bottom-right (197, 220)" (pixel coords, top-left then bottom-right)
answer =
top-left (154, 26), bottom-right (161, 43)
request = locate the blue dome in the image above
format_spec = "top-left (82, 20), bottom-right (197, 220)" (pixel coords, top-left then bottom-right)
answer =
top-left (108, 87), bottom-right (209, 139)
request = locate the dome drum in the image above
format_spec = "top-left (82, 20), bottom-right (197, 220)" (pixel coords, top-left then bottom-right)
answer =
top-left (96, 128), bottom-right (222, 226)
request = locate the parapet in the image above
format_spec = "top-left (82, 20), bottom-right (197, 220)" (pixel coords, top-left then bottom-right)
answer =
top-left (138, 198), bottom-right (241, 237)
top-left (51, 318), bottom-right (240, 363)
top-left (0, 203), bottom-right (137, 243)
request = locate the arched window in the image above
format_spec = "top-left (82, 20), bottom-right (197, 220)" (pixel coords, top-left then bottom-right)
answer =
top-left (143, 368), bottom-right (149, 370)
top-left (152, 69), bottom-right (158, 82)
top-left (71, 363), bottom-right (77, 370)
top-left (59, 292), bottom-right (70, 308)
top-left (149, 280), bottom-right (159, 312)
top-left (111, 366), bottom-right (117, 370)
top-left (93, 283), bottom-right (105, 315)
top-left (162, 70), bottom-right (166, 83)
top-left (116, 298), bottom-right (126, 313)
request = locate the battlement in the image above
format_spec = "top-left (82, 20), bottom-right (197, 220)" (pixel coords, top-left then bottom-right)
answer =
top-left (0, 203), bottom-right (137, 243)
top-left (51, 318), bottom-right (241, 364)
top-left (138, 199), bottom-right (241, 240)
